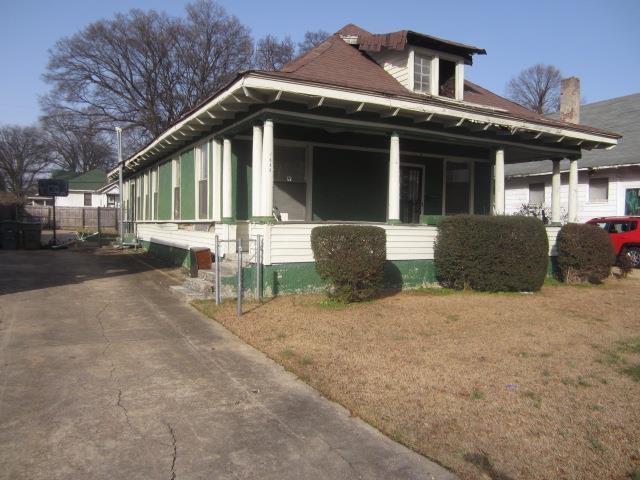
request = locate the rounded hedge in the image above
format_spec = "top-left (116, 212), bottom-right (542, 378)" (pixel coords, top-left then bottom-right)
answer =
top-left (556, 223), bottom-right (613, 283)
top-left (311, 225), bottom-right (386, 302)
top-left (434, 215), bottom-right (549, 292)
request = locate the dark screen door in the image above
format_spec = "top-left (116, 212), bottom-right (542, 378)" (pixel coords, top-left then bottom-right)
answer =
top-left (400, 166), bottom-right (423, 223)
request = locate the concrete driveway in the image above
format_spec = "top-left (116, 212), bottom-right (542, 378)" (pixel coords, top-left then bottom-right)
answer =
top-left (0, 248), bottom-right (454, 480)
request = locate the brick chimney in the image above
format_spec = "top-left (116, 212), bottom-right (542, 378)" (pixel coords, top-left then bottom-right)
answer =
top-left (559, 77), bottom-right (580, 124)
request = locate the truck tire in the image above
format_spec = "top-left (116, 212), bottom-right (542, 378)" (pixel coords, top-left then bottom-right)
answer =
top-left (622, 246), bottom-right (640, 268)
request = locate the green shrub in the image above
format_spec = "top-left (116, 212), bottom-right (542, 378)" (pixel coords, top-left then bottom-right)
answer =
top-left (434, 215), bottom-right (548, 292)
top-left (311, 225), bottom-right (386, 302)
top-left (556, 223), bottom-right (613, 283)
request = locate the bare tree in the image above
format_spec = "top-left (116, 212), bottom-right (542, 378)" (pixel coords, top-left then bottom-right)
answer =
top-left (506, 64), bottom-right (562, 114)
top-left (0, 125), bottom-right (52, 197)
top-left (41, 107), bottom-right (114, 173)
top-left (254, 35), bottom-right (295, 71)
top-left (298, 30), bottom-right (330, 54)
top-left (43, 1), bottom-right (253, 147)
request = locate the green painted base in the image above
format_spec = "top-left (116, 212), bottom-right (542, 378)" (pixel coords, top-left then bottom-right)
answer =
top-left (386, 219), bottom-right (402, 225)
top-left (140, 240), bottom-right (192, 269)
top-left (221, 217), bottom-right (235, 224)
top-left (420, 214), bottom-right (444, 226)
top-left (250, 216), bottom-right (276, 224)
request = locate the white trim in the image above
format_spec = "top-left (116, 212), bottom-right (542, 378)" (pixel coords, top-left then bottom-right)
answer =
top-left (110, 73), bottom-right (618, 178)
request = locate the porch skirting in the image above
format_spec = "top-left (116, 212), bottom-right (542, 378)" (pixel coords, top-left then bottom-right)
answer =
top-left (135, 222), bottom-right (563, 295)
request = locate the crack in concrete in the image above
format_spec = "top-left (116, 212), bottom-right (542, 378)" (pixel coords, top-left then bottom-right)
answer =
top-left (116, 389), bottom-right (135, 432)
top-left (165, 422), bottom-right (177, 480)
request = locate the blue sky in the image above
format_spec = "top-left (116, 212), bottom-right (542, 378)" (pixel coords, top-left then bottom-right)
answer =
top-left (1, 0), bottom-right (638, 125)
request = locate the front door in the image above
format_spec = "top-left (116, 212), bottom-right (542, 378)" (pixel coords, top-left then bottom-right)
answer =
top-left (400, 165), bottom-right (423, 223)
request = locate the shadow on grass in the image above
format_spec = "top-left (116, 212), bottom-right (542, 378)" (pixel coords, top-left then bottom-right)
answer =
top-left (463, 452), bottom-right (515, 480)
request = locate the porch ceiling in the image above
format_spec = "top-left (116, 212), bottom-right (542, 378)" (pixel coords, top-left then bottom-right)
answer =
top-left (110, 74), bottom-right (618, 181)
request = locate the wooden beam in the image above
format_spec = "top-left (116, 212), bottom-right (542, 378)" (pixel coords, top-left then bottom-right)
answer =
top-left (468, 121), bottom-right (491, 131)
top-left (413, 112), bottom-right (435, 123)
top-left (307, 96), bottom-right (325, 109)
top-left (444, 118), bottom-right (465, 128)
top-left (269, 90), bottom-right (283, 103)
top-left (241, 86), bottom-right (268, 103)
top-left (380, 107), bottom-right (400, 118)
top-left (345, 102), bottom-right (365, 114)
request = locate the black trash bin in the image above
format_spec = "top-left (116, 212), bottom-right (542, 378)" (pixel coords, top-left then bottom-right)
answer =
top-left (20, 222), bottom-right (42, 250)
top-left (0, 221), bottom-right (19, 249)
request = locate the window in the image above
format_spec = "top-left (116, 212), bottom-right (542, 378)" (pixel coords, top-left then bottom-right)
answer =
top-left (589, 177), bottom-right (608, 202)
top-left (529, 183), bottom-right (545, 205)
top-left (144, 173), bottom-right (150, 220)
top-left (107, 194), bottom-right (117, 207)
top-left (413, 54), bottom-right (431, 94)
top-left (152, 168), bottom-right (159, 220)
top-left (173, 158), bottom-right (181, 220)
top-left (438, 59), bottom-right (456, 98)
top-left (84, 193), bottom-right (92, 206)
top-left (625, 188), bottom-right (639, 215)
top-left (444, 161), bottom-right (470, 215)
top-left (198, 143), bottom-right (208, 219)
top-left (606, 221), bottom-right (637, 234)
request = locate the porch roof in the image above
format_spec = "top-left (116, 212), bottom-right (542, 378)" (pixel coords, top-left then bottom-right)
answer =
top-left (109, 28), bottom-right (620, 181)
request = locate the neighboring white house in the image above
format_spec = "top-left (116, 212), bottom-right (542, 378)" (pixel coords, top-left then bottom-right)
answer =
top-left (29, 169), bottom-right (120, 208)
top-left (505, 93), bottom-right (640, 223)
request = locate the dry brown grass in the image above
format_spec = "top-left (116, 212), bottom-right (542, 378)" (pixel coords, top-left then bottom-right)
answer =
top-left (193, 273), bottom-right (640, 480)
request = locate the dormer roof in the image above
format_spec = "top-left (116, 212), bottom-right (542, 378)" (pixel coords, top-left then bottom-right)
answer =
top-left (336, 23), bottom-right (486, 64)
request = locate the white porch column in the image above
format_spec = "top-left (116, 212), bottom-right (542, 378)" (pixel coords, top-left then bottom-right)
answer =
top-left (251, 125), bottom-right (263, 219)
top-left (222, 138), bottom-right (233, 221)
top-left (260, 120), bottom-right (274, 218)
top-left (387, 132), bottom-right (401, 223)
top-left (211, 139), bottom-right (222, 221)
top-left (568, 158), bottom-right (579, 222)
top-left (551, 159), bottom-right (561, 224)
top-left (493, 148), bottom-right (505, 215)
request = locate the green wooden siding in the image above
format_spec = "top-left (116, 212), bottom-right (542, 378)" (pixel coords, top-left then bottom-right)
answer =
top-left (232, 140), bottom-right (252, 220)
top-left (474, 162), bottom-right (492, 214)
top-left (158, 161), bottom-right (173, 220)
top-left (312, 146), bottom-right (387, 222)
top-left (180, 150), bottom-right (195, 220)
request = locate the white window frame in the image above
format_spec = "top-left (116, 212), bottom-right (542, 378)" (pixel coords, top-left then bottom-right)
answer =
top-left (409, 47), bottom-right (465, 100)
top-left (172, 157), bottom-right (181, 220)
top-left (195, 142), bottom-right (209, 219)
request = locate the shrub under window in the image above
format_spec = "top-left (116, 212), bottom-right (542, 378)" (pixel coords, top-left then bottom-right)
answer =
top-left (556, 223), bottom-right (613, 284)
top-left (311, 225), bottom-right (386, 303)
top-left (434, 215), bottom-right (549, 292)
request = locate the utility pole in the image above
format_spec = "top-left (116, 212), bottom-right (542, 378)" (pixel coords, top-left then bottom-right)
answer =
top-left (116, 127), bottom-right (124, 243)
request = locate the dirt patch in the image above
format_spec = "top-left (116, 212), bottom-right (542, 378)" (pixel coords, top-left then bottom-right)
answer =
top-left (194, 273), bottom-right (640, 480)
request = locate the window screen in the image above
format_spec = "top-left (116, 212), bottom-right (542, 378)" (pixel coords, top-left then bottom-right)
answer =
top-left (589, 177), bottom-right (608, 202)
top-left (414, 54), bottom-right (431, 94)
top-left (84, 193), bottom-right (92, 206)
top-left (529, 183), bottom-right (545, 204)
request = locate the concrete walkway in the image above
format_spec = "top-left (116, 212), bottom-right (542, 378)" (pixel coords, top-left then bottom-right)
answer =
top-left (0, 249), bottom-right (455, 480)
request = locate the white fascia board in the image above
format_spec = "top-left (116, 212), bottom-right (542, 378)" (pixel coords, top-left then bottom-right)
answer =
top-left (242, 76), bottom-right (618, 146)
top-left (109, 73), bottom-right (618, 180)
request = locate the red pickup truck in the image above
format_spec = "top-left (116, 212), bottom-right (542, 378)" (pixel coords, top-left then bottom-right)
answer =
top-left (586, 216), bottom-right (640, 267)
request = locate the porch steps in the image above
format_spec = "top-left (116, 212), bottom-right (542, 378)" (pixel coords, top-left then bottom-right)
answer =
top-left (169, 260), bottom-right (237, 302)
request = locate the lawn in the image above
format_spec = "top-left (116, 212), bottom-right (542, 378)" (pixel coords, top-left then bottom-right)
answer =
top-left (193, 273), bottom-right (640, 480)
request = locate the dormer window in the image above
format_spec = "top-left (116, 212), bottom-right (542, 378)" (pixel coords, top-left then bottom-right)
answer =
top-left (410, 49), bottom-right (464, 101)
top-left (413, 54), bottom-right (432, 94)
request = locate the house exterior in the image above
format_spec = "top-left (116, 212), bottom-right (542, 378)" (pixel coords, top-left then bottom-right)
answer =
top-left (505, 93), bottom-right (639, 223)
top-left (109, 24), bottom-right (619, 294)
top-left (30, 169), bottom-right (120, 208)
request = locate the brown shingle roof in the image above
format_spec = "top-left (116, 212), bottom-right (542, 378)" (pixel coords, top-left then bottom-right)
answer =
top-left (274, 25), bottom-right (618, 138)
top-left (279, 34), bottom-right (409, 95)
